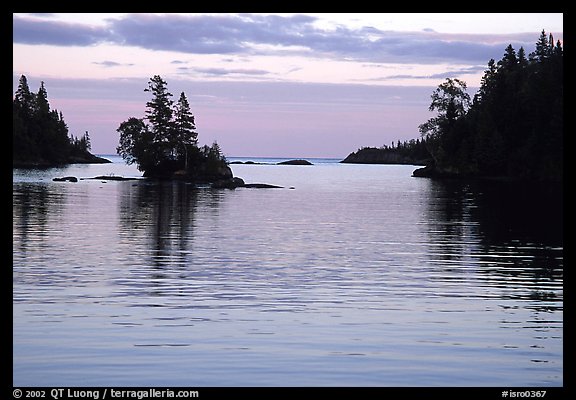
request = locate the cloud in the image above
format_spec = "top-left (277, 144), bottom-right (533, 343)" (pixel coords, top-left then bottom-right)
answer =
top-left (13, 73), bottom-right (434, 108)
top-left (183, 67), bottom-right (271, 77)
top-left (26, 13), bottom-right (56, 18)
top-left (13, 15), bottom-right (110, 46)
top-left (428, 65), bottom-right (486, 79)
top-left (13, 14), bottom-right (551, 65)
top-left (108, 14), bottom-right (246, 54)
top-left (92, 60), bottom-right (135, 68)
top-left (381, 65), bottom-right (487, 81)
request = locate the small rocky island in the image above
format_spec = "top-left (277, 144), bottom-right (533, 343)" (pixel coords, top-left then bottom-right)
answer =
top-left (230, 159), bottom-right (313, 166)
top-left (277, 159), bottom-right (313, 165)
top-left (115, 75), bottom-right (285, 189)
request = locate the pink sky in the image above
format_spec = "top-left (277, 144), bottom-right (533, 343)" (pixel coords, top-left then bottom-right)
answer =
top-left (13, 13), bottom-right (563, 158)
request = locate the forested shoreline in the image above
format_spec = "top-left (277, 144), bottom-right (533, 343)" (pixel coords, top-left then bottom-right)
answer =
top-left (340, 138), bottom-right (431, 165)
top-left (13, 75), bottom-right (110, 167)
top-left (14, 31), bottom-right (562, 181)
top-left (343, 31), bottom-right (563, 182)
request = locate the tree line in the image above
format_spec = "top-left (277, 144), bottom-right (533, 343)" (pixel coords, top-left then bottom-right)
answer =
top-left (417, 30), bottom-right (563, 180)
top-left (13, 75), bottom-right (102, 166)
top-left (341, 138), bottom-right (431, 164)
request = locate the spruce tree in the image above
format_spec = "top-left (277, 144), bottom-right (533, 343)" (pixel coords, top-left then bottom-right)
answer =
top-left (173, 92), bottom-right (198, 166)
top-left (34, 81), bottom-right (50, 116)
top-left (144, 75), bottom-right (174, 160)
top-left (530, 29), bottom-right (550, 62)
top-left (499, 44), bottom-right (518, 71)
top-left (517, 47), bottom-right (528, 67)
top-left (14, 75), bottom-right (34, 116)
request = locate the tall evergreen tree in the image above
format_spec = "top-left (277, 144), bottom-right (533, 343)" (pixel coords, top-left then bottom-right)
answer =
top-left (144, 75), bottom-right (174, 159)
top-left (83, 131), bottom-right (91, 151)
top-left (499, 44), bottom-right (518, 71)
top-left (475, 59), bottom-right (497, 105)
top-left (173, 92), bottom-right (198, 156)
top-left (14, 75), bottom-right (34, 116)
top-left (34, 81), bottom-right (50, 116)
top-left (517, 47), bottom-right (528, 67)
top-left (530, 29), bottom-right (550, 62)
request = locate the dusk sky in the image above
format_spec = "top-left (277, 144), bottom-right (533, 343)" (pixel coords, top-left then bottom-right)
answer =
top-left (13, 13), bottom-right (563, 158)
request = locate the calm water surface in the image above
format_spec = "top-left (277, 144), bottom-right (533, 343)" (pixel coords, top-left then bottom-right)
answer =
top-left (13, 156), bottom-right (563, 386)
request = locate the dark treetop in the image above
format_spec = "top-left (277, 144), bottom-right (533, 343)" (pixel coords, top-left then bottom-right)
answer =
top-left (414, 30), bottom-right (563, 181)
top-left (116, 75), bottom-right (233, 183)
top-left (13, 75), bottom-right (110, 168)
top-left (343, 31), bottom-right (563, 182)
top-left (341, 139), bottom-right (431, 166)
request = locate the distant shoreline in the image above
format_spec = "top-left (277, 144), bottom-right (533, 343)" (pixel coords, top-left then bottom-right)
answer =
top-left (13, 153), bottom-right (111, 169)
top-left (97, 154), bottom-right (343, 162)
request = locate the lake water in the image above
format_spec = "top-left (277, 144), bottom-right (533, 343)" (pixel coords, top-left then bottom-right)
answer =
top-left (13, 156), bottom-right (563, 387)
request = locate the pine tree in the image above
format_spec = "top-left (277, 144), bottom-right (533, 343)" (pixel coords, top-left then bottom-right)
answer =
top-left (144, 75), bottom-right (174, 158)
top-left (34, 81), bottom-right (50, 116)
top-left (14, 75), bottom-right (34, 116)
top-left (173, 92), bottom-right (198, 154)
top-left (475, 59), bottom-right (497, 105)
top-left (530, 29), bottom-right (550, 62)
top-left (499, 44), bottom-right (517, 71)
top-left (517, 47), bottom-right (528, 67)
top-left (553, 40), bottom-right (563, 58)
top-left (78, 131), bottom-right (92, 151)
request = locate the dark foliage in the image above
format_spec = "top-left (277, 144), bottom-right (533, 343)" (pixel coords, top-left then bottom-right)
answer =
top-left (116, 75), bottom-right (229, 180)
top-left (419, 30), bottom-right (563, 181)
top-left (341, 138), bottom-right (432, 165)
top-left (13, 75), bottom-right (104, 167)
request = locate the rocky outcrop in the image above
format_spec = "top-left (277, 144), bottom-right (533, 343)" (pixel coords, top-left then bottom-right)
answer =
top-left (194, 163), bottom-right (234, 182)
top-left (412, 164), bottom-right (467, 178)
top-left (412, 165), bottom-right (442, 178)
top-left (54, 175), bottom-right (142, 182)
top-left (277, 159), bottom-right (313, 165)
top-left (211, 177), bottom-right (284, 189)
top-left (243, 183), bottom-right (284, 189)
top-left (52, 176), bottom-right (78, 182)
top-left (87, 175), bottom-right (141, 181)
top-left (229, 160), bottom-right (264, 165)
top-left (146, 160), bottom-right (234, 183)
top-left (341, 147), bottom-right (427, 165)
top-left (14, 153), bottom-right (111, 168)
top-left (67, 153), bottom-right (112, 165)
top-left (211, 177), bottom-right (246, 189)
top-left (229, 159), bottom-right (313, 166)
